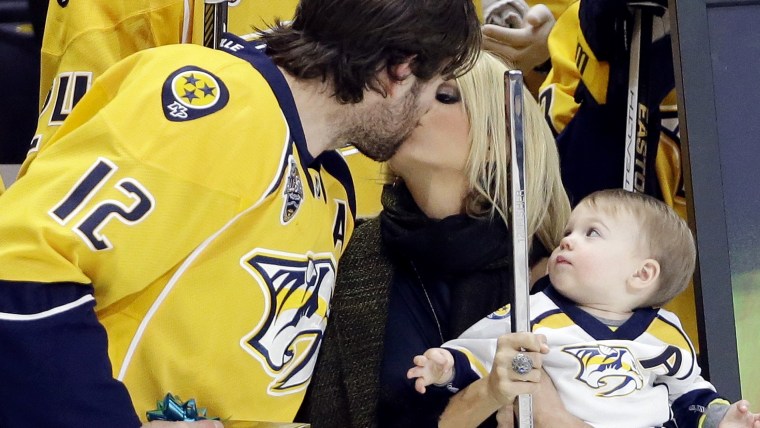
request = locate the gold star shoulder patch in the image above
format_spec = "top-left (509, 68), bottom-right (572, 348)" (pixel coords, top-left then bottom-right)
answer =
top-left (162, 66), bottom-right (229, 121)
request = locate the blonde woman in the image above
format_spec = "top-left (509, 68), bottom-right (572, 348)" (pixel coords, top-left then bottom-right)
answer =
top-left (303, 52), bottom-right (577, 427)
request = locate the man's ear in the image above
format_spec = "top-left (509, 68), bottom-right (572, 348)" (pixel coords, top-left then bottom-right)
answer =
top-left (381, 57), bottom-right (415, 92)
top-left (387, 60), bottom-right (414, 82)
top-left (631, 259), bottom-right (660, 290)
top-left (376, 57), bottom-right (417, 97)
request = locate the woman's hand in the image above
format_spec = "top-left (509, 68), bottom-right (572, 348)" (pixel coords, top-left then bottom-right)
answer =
top-left (438, 332), bottom-right (548, 428)
top-left (486, 332), bottom-right (548, 406)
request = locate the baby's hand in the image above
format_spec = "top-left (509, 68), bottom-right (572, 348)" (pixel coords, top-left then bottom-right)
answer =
top-left (406, 348), bottom-right (455, 394)
top-left (719, 400), bottom-right (760, 428)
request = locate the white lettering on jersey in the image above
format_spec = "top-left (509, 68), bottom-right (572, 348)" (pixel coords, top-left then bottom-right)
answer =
top-left (219, 38), bottom-right (244, 52)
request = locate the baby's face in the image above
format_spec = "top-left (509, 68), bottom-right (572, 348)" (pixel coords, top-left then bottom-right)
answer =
top-left (548, 203), bottom-right (647, 311)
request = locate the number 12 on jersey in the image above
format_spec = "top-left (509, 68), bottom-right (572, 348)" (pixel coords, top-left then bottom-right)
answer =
top-left (49, 157), bottom-right (155, 251)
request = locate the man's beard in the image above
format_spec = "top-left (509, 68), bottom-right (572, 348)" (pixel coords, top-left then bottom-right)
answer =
top-left (338, 80), bottom-right (423, 162)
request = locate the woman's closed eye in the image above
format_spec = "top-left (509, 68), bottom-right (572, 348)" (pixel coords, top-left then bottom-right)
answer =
top-left (435, 83), bottom-right (461, 104)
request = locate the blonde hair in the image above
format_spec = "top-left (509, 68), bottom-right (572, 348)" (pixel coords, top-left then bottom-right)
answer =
top-left (458, 52), bottom-right (570, 252)
top-left (580, 189), bottom-right (697, 307)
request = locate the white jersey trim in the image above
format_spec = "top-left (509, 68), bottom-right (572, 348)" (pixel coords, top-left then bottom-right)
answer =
top-left (0, 295), bottom-right (94, 321)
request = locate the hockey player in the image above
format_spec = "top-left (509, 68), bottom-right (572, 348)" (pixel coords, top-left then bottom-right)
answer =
top-left (0, 0), bottom-right (481, 426)
top-left (29, 0), bottom-right (390, 218)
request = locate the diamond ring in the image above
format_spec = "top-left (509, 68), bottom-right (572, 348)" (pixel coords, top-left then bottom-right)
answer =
top-left (511, 352), bottom-right (533, 375)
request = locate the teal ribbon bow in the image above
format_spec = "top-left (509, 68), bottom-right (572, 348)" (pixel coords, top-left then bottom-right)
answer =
top-left (146, 393), bottom-right (220, 422)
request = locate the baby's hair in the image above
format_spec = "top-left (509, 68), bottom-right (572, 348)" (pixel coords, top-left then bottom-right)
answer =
top-left (579, 189), bottom-right (696, 307)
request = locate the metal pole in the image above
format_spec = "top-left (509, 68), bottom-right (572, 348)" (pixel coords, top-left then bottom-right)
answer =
top-left (506, 69), bottom-right (533, 428)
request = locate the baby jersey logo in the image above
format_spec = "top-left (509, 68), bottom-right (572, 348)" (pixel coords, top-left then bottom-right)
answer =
top-left (281, 156), bottom-right (304, 224)
top-left (487, 304), bottom-right (511, 320)
top-left (241, 250), bottom-right (336, 395)
top-left (162, 66), bottom-right (229, 121)
top-left (563, 344), bottom-right (644, 397)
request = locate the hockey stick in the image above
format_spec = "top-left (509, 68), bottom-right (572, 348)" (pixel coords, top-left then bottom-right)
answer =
top-left (203, 0), bottom-right (229, 49)
top-left (506, 70), bottom-right (533, 428)
top-left (623, 4), bottom-right (655, 193)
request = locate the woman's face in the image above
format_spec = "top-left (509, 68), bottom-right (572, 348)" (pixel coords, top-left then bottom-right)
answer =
top-left (388, 80), bottom-right (471, 178)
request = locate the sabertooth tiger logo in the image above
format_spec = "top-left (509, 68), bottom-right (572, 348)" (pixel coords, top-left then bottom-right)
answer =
top-left (281, 156), bottom-right (303, 224)
top-left (563, 344), bottom-right (644, 397)
top-left (241, 250), bottom-right (336, 395)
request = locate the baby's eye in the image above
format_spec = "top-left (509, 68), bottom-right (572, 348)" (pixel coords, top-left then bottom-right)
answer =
top-left (586, 228), bottom-right (600, 237)
top-left (435, 85), bottom-right (461, 104)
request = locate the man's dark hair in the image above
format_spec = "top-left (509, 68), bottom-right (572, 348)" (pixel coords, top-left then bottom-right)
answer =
top-left (260, 0), bottom-right (481, 103)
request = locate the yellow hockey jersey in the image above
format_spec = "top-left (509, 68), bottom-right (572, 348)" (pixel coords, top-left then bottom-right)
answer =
top-left (0, 35), bottom-right (354, 425)
top-left (31, 0), bottom-right (192, 165)
top-left (30, 0), bottom-right (384, 219)
top-left (33, 0), bottom-right (299, 161)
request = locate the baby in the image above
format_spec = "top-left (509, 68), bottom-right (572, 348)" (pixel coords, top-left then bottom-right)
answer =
top-left (408, 189), bottom-right (760, 428)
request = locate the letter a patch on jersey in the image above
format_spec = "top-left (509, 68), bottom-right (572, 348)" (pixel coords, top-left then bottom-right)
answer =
top-left (162, 66), bottom-right (229, 121)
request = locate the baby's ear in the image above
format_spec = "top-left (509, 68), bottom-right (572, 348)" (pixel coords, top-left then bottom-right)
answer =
top-left (632, 259), bottom-right (660, 289)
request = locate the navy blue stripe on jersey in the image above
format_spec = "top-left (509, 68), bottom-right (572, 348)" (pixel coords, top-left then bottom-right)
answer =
top-left (445, 347), bottom-right (482, 392)
top-left (543, 283), bottom-right (659, 340)
top-left (220, 33), bottom-right (316, 196)
top-left (0, 279), bottom-right (93, 315)
top-left (610, 306), bottom-right (658, 339)
top-left (319, 152), bottom-right (357, 221)
top-left (531, 273), bottom-right (551, 294)
top-left (220, 34), bottom-right (310, 164)
top-left (0, 280), bottom-right (140, 427)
